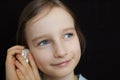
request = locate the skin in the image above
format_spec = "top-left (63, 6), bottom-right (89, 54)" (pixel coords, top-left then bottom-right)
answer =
top-left (6, 45), bottom-right (41, 80)
top-left (6, 7), bottom-right (81, 80)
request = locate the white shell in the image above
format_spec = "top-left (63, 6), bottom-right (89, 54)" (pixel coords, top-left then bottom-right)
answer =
top-left (21, 49), bottom-right (29, 63)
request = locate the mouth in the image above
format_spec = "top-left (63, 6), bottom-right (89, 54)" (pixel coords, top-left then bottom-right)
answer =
top-left (51, 59), bottom-right (71, 67)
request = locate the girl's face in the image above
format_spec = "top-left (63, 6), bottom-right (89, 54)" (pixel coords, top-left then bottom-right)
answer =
top-left (25, 7), bottom-right (81, 78)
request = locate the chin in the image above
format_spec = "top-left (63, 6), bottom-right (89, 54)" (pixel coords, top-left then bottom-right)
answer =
top-left (48, 61), bottom-right (76, 78)
top-left (48, 70), bottom-right (74, 78)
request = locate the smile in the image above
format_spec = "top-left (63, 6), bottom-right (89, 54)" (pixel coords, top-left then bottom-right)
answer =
top-left (51, 59), bottom-right (71, 67)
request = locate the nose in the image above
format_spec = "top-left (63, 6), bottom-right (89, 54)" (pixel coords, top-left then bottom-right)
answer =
top-left (54, 42), bottom-right (67, 58)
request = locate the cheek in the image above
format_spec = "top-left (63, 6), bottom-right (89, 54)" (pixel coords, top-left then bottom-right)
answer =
top-left (72, 43), bottom-right (81, 60)
top-left (75, 39), bottom-right (81, 59)
top-left (67, 37), bottom-right (81, 60)
top-left (30, 49), bottom-right (52, 68)
top-left (72, 40), bottom-right (81, 66)
top-left (67, 37), bottom-right (81, 54)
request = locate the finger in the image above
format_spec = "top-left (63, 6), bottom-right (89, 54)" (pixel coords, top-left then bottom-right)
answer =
top-left (28, 53), bottom-right (41, 80)
top-left (15, 58), bottom-right (35, 80)
top-left (15, 60), bottom-right (27, 74)
top-left (5, 45), bottom-right (25, 80)
top-left (16, 54), bottom-right (30, 68)
top-left (28, 53), bottom-right (38, 69)
top-left (16, 69), bottom-right (25, 80)
top-left (6, 49), bottom-right (24, 66)
top-left (7, 49), bottom-right (23, 57)
top-left (7, 45), bottom-right (24, 59)
top-left (7, 45), bottom-right (24, 53)
top-left (15, 60), bottom-right (30, 80)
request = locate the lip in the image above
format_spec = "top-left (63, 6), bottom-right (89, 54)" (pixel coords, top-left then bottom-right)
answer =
top-left (51, 59), bottom-right (71, 67)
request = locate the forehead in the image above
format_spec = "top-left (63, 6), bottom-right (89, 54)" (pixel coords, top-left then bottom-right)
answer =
top-left (26, 7), bottom-right (74, 27)
top-left (25, 7), bottom-right (75, 39)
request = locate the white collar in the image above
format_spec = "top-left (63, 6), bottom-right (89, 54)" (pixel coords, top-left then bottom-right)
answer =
top-left (78, 74), bottom-right (87, 80)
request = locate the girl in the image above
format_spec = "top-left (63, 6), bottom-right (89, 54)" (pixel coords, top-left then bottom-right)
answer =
top-left (5, 0), bottom-right (87, 80)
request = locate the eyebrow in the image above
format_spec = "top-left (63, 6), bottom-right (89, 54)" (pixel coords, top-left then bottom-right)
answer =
top-left (62, 27), bottom-right (75, 32)
top-left (32, 27), bottom-right (75, 42)
top-left (32, 34), bottom-right (49, 43)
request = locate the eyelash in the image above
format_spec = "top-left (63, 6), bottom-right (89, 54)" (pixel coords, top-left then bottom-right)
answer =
top-left (37, 33), bottom-right (74, 47)
top-left (64, 33), bottom-right (73, 39)
top-left (38, 39), bottom-right (50, 47)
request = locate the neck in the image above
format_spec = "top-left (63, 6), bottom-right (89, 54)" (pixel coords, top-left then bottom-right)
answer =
top-left (42, 72), bottom-right (77, 80)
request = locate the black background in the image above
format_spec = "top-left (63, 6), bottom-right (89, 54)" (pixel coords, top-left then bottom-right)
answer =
top-left (0, 0), bottom-right (119, 80)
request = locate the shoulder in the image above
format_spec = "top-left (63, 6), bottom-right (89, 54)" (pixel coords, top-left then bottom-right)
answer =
top-left (77, 74), bottom-right (88, 80)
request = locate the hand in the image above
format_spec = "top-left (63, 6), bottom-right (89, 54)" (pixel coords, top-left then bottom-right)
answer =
top-left (5, 45), bottom-right (24, 80)
top-left (15, 50), bottom-right (41, 80)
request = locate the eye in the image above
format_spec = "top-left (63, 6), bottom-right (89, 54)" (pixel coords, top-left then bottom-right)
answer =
top-left (38, 40), bottom-right (50, 46)
top-left (64, 33), bottom-right (73, 39)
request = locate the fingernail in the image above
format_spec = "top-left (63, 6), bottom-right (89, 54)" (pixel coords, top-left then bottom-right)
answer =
top-left (17, 55), bottom-right (20, 58)
top-left (15, 60), bottom-right (18, 64)
top-left (16, 69), bottom-right (19, 72)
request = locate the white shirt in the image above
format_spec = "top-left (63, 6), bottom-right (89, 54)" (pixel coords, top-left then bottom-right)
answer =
top-left (78, 74), bottom-right (87, 80)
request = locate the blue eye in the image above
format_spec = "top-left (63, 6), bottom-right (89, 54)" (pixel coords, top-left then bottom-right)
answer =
top-left (38, 40), bottom-right (49, 46)
top-left (64, 33), bottom-right (73, 39)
